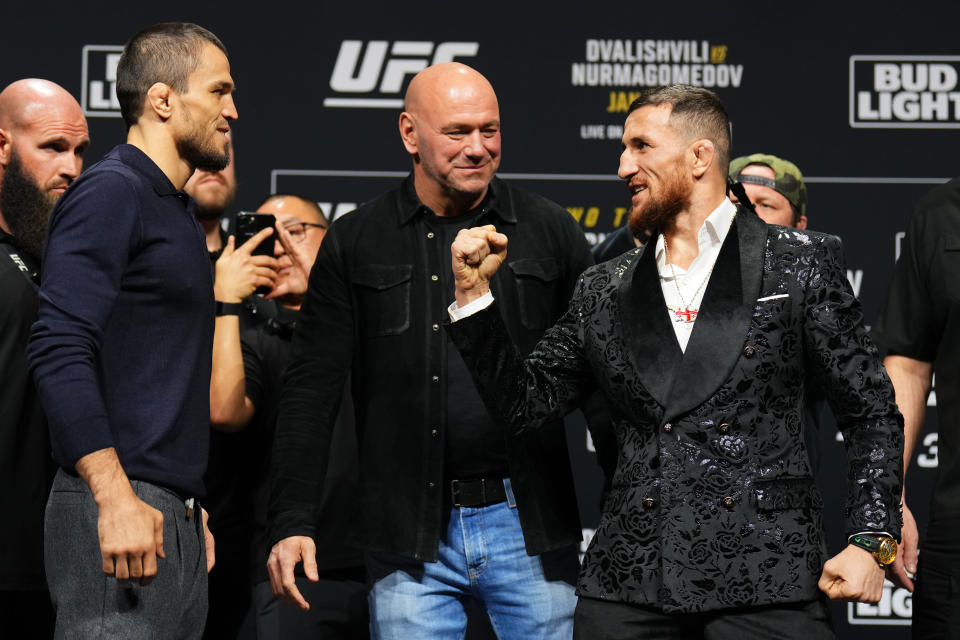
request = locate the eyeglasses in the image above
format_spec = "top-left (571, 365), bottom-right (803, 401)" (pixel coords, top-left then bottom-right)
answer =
top-left (282, 221), bottom-right (327, 243)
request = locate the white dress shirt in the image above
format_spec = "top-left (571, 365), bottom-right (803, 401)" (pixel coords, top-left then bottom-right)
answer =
top-left (656, 198), bottom-right (737, 352)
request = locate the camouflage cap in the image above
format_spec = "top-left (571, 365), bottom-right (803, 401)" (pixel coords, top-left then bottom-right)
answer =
top-left (729, 153), bottom-right (807, 218)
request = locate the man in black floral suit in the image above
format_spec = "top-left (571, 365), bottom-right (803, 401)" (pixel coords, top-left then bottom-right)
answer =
top-left (445, 85), bottom-right (903, 639)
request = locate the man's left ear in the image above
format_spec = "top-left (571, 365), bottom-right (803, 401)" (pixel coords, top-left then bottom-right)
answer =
top-left (0, 128), bottom-right (11, 166)
top-left (690, 139), bottom-right (715, 178)
top-left (146, 82), bottom-right (175, 122)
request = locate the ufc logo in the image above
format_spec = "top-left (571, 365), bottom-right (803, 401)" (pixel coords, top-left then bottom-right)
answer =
top-left (325, 40), bottom-right (479, 108)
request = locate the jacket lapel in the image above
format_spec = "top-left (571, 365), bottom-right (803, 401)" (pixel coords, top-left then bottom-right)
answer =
top-left (663, 208), bottom-right (766, 422)
top-left (618, 232), bottom-right (682, 410)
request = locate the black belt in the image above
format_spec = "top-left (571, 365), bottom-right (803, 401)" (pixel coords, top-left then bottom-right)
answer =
top-left (450, 478), bottom-right (507, 508)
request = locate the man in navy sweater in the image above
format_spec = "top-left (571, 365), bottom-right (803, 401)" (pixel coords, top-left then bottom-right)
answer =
top-left (27, 22), bottom-right (237, 638)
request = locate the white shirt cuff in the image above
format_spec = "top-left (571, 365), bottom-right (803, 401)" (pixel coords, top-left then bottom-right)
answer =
top-left (448, 292), bottom-right (494, 322)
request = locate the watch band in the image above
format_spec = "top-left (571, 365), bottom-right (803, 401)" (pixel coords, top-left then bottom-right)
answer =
top-left (849, 534), bottom-right (898, 566)
top-left (215, 301), bottom-right (243, 317)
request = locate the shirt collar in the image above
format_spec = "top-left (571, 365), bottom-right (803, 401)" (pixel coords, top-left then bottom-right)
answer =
top-left (112, 144), bottom-right (189, 200)
top-left (397, 175), bottom-right (511, 224)
top-left (701, 197), bottom-right (737, 247)
top-left (656, 197), bottom-right (737, 266)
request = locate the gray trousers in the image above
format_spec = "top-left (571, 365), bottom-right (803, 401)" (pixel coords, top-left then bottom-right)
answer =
top-left (45, 469), bottom-right (207, 639)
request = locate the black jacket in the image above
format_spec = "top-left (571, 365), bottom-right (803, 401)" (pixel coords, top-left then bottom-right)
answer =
top-left (269, 176), bottom-right (593, 561)
top-left (447, 208), bottom-right (903, 612)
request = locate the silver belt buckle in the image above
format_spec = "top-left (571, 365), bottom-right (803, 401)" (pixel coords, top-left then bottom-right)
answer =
top-left (450, 480), bottom-right (461, 508)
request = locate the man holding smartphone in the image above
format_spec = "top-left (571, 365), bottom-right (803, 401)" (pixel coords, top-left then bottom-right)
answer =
top-left (28, 23), bottom-right (236, 637)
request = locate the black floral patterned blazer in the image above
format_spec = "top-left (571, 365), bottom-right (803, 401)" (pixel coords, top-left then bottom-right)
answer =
top-left (446, 207), bottom-right (903, 613)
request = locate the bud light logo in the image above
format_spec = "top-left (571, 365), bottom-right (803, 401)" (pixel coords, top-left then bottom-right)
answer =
top-left (850, 55), bottom-right (960, 129)
top-left (847, 580), bottom-right (912, 626)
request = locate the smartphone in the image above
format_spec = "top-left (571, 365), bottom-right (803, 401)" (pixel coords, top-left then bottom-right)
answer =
top-left (235, 212), bottom-right (276, 296)
top-left (236, 212), bottom-right (276, 257)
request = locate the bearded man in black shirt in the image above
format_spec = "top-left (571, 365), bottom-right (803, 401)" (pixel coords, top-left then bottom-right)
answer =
top-left (0, 78), bottom-right (88, 638)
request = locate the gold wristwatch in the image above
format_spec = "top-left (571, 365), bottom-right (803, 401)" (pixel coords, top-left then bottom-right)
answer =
top-left (849, 534), bottom-right (898, 566)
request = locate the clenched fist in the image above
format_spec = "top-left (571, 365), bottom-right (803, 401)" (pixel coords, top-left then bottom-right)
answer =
top-left (451, 225), bottom-right (508, 307)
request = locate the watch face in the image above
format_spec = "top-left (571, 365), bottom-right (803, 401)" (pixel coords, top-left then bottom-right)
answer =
top-left (876, 538), bottom-right (898, 565)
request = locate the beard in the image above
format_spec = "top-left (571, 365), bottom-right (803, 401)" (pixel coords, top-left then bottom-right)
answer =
top-left (193, 180), bottom-right (237, 221)
top-left (0, 149), bottom-right (58, 261)
top-left (177, 118), bottom-right (230, 173)
top-left (627, 160), bottom-right (693, 237)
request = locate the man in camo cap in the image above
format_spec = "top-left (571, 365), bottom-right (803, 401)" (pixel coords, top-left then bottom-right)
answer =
top-left (729, 153), bottom-right (807, 229)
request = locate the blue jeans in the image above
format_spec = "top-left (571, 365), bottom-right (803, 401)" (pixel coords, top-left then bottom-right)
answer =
top-left (367, 479), bottom-right (577, 640)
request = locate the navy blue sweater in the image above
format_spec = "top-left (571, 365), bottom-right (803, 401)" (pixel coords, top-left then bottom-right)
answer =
top-left (28, 144), bottom-right (214, 496)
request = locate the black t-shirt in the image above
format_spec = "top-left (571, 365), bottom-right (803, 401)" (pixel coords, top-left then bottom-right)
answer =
top-left (873, 177), bottom-right (960, 525)
top-left (0, 234), bottom-right (54, 590)
top-left (427, 202), bottom-right (509, 483)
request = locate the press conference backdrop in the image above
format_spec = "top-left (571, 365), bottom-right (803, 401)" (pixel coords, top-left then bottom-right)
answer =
top-left (8, 2), bottom-right (957, 636)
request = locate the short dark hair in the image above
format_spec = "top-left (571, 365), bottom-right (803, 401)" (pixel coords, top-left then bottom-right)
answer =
top-left (628, 85), bottom-right (731, 176)
top-left (258, 194), bottom-right (328, 226)
top-left (116, 22), bottom-right (227, 129)
top-left (789, 203), bottom-right (802, 226)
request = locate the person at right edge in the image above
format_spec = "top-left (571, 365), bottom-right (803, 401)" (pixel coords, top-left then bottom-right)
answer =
top-left (445, 85), bottom-right (904, 639)
top-left (872, 177), bottom-right (960, 638)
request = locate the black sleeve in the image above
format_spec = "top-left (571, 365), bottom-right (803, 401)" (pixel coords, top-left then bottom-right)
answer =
top-left (556, 204), bottom-right (616, 492)
top-left (268, 225), bottom-right (351, 545)
top-left (872, 206), bottom-right (941, 361)
top-left (803, 235), bottom-right (904, 539)
top-left (446, 279), bottom-right (593, 436)
top-left (241, 330), bottom-right (266, 411)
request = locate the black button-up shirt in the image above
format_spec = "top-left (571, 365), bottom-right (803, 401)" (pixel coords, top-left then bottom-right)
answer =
top-left (269, 176), bottom-right (593, 561)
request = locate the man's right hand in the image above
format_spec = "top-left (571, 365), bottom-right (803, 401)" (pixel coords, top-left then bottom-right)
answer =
top-left (97, 490), bottom-right (166, 582)
top-left (213, 228), bottom-right (278, 302)
top-left (267, 536), bottom-right (319, 611)
top-left (75, 448), bottom-right (165, 584)
top-left (451, 225), bottom-right (508, 307)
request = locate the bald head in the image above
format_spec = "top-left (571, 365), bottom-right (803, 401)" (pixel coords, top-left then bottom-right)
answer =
top-left (257, 193), bottom-right (327, 226)
top-left (404, 62), bottom-right (498, 115)
top-left (0, 78), bottom-right (89, 258)
top-left (399, 63), bottom-right (501, 216)
top-left (0, 79), bottom-right (84, 131)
